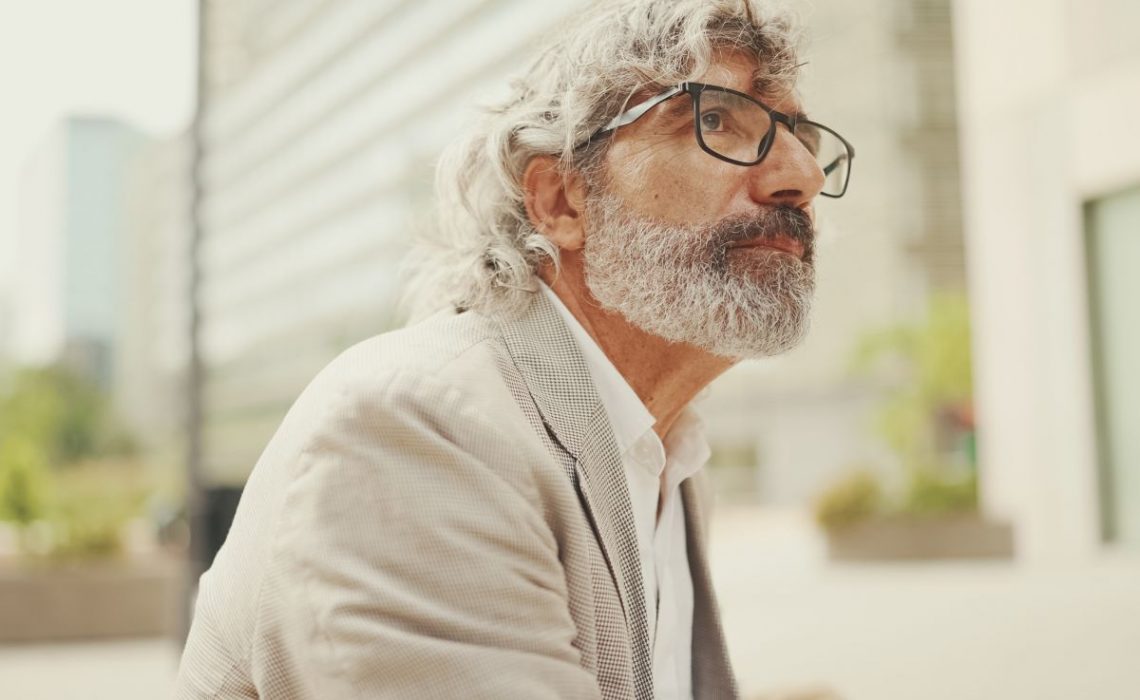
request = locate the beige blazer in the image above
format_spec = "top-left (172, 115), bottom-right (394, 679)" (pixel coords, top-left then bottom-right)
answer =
top-left (175, 292), bottom-right (738, 699)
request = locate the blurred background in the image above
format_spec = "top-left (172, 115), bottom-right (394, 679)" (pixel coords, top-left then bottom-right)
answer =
top-left (0, 1), bottom-right (1137, 698)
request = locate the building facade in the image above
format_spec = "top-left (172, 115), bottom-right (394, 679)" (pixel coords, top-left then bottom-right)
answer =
top-left (116, 134), bottom-right (194, 448)
top-left (197, 0), bottom-right (603, 487)
top-left (954, 0), bottom-right (1140, 558)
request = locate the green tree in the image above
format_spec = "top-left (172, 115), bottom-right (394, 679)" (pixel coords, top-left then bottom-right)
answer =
top-left (0, 365), bottom-right (145, 559)
top-left (0, 436), bottom-right (50, 525)
top-left (851, 294), bottom-right (974, 467)
top-left (850, 293), bottom-right (978, 514)
top-left (0, 365), bottom-right (136, 467)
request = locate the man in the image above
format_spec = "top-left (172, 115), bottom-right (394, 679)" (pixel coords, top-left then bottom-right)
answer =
top-left (175, 0), bottom-right (853, 698)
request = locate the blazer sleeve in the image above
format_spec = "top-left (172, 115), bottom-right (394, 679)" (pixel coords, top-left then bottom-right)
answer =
top-left (249, 370), bottom-right (601, 699)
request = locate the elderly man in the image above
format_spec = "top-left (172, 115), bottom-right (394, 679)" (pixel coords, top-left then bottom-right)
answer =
top-left (175, 0), bottom-right (853, 698)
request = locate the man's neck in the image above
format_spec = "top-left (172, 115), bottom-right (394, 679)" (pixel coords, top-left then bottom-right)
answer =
top-left (541, 262), bottom-right (734, 439)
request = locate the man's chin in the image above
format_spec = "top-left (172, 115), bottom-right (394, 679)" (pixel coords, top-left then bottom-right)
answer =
top-left (610, 291), bottom-right (814, 360)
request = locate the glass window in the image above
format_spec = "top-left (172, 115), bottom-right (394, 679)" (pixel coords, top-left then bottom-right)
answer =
top-left (1085, 184), bottom-right (1140, 547)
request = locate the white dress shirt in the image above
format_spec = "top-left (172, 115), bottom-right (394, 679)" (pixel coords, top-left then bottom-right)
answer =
top-left (541, 284), bottom-right (709, 700)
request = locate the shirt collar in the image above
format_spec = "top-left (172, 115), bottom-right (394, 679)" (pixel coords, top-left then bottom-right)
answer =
top-left (540, 283), bottom-right (711, 483)
top-left (661, 407), bottom-right (710, 485)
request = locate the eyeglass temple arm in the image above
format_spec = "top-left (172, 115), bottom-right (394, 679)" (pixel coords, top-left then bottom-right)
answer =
top-left (822, 152), bottom-right (849, 176)
top-left (595, 85), bottom-right (685, 136)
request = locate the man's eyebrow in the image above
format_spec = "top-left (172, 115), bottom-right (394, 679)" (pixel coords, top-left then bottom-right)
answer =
top-left (750, 70), bottom-right (785, 96)
top-left (638, 93), bottom-right (692, 127)
top-left (657, 94), bottom-right (692, 120)
top-left (750, 71), bottom-right (809, 120)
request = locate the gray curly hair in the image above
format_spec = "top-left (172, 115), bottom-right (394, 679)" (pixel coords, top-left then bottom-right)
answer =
top-left (402, 0), bottom-right (804, 319)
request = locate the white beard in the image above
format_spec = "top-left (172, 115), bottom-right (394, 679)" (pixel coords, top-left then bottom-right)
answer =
top-left (581, 191), bottom-right (816, 359)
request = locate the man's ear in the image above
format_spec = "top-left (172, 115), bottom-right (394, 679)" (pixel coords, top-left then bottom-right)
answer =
top-left (523, 155), bottom-right (588, 251)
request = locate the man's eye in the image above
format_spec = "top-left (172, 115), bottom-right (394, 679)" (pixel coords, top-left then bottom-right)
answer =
top-left (700, 111), bottom-right (725, 132)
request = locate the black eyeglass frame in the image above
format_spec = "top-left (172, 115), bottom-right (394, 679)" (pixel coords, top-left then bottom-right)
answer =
top-left (584, 82), bottom-right (856, 198)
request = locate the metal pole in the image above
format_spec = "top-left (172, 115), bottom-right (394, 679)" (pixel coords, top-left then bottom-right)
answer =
top-left (181, 0), bottom-right (208, 644)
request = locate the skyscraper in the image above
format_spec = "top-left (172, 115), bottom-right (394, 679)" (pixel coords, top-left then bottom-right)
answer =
top-left (12, 116), bottom-right (150, 388)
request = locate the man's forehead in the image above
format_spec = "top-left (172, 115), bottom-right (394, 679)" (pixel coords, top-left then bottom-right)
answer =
top-left (698, 50), bottom-right (806, 115)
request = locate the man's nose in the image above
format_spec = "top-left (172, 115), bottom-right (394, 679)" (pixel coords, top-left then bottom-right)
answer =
top-left (746, 126), bottom-right (826, 209)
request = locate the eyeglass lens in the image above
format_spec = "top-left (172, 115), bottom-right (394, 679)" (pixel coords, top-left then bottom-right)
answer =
top-left (695, 88), bottom-right (851, 197)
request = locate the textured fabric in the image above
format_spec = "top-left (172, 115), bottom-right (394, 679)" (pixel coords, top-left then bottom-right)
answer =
top-left (540, 283), bottom-right (705, 699)
top-left (174, 291), bottom-right (738, 699)
top-left (539, 284), bottom-right (657, 456)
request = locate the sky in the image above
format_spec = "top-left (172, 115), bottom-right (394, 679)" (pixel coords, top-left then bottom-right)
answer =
top-left (0, 0), bottom-right (196, 308)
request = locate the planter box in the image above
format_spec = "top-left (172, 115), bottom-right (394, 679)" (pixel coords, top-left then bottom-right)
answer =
top-left (0, 555), bottom-right (184, 642)
top-left (825, 513), bottom-right (1014, 562)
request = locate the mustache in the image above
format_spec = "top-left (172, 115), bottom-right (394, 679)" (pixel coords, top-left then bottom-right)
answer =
top-left (710, 206), bottom-right (816, 264)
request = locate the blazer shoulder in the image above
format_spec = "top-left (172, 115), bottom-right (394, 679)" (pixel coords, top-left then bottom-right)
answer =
top-left (325, 310), bottom-right (500, 382)
top-left (280, 309), bottom-right (538, 477)
top-left (292, 311), bottom-right (505, 407)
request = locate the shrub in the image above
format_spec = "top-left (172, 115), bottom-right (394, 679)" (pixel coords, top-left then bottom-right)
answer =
top-left (813, 468), bottom-right (883, 531)
top-left (902, 467), bottom-right (978, 517)
top-left (42, 459), bottom-right (153, 561)
top-left (0, 365), bottom-right (137, 468)
top-left (0, 365), bottom-right (151, 561)
top-left (0, 437), bottom-right (50, 526)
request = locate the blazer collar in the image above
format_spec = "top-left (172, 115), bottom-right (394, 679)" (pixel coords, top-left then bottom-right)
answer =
top-left (497, 290), bottom-right (737, 698)
top-left (497, 290), bottom-right (653, 695)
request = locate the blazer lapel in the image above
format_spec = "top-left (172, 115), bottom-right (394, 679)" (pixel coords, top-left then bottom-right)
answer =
top-left (497, 291), bottom-right (653, 697)
top-left (682, 478), bottom-right (739, 699)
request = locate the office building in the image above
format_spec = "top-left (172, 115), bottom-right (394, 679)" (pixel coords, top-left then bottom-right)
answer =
top-left (12, 117), bottom-right (150, 388)
top-left (955, 0), bottom-right (1140, 558)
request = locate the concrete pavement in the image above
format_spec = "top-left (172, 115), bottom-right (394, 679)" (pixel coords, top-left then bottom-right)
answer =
top-left (1, 506), bottom-right (1137, 699)
top-left (712, 507), bottom-right (1140, 700)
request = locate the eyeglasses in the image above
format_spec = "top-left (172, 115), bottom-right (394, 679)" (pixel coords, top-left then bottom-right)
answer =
top-left (585, 82), bottom-right (855, 198)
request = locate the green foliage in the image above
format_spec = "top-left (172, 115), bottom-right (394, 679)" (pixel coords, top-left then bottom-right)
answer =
top-left (851, 294), bottom-right (973, 397)
top-left (850, 294), bottom-right (974, 468)
top-left (0, 365), bottom-right (150, 560)
top-left (813, 468), bottom-right (882, 531)
top-left (0, 436), bottom-right (50, 525)
top-left (44, 460), bottom-right (153, 561)
top-left (901, 467), bottom-right (978, 517)
top-left (815, 293), bottom-right (979, 531)
top-left (0, 365), bottom-right (137, 466)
